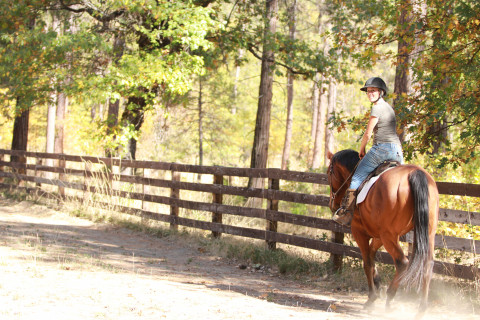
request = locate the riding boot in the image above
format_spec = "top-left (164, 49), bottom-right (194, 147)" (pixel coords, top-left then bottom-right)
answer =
top-left (332, 189), bottom-right (357, 226)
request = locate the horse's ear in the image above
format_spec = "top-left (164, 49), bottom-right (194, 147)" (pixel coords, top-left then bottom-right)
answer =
top-left (327, 150), bottom-right (334, 160)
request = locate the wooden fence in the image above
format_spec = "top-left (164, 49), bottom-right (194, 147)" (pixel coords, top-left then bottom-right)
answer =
top-left (0, 149), bottom-right (479, 281)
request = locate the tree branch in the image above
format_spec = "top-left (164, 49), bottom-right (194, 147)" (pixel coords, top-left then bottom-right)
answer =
top-left (246, 46), bottom-right (317, 76)
top-left (192, 0), bottom-right (216, 7)
top-left (468, 43), bottom-right (480, 65)
top-left (58, 0), bottom-right (125, 23)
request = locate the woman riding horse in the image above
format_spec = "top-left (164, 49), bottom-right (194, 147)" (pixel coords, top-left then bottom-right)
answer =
top-left (333, 77), bottom-right (404, 226)
top-left (327, 78), bottom-right (439, 317)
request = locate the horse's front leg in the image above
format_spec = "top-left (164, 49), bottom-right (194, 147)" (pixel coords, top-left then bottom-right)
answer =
top-left (370, 238), bottom-right (383, 291)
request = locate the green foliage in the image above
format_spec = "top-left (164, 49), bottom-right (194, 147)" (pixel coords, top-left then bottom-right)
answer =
top-left (0, 1), bottom-right (109, 112)
top-left (401, 1), bottom-right (480, 168)
top-left (0, 0), bottom-right (224, 156)
top-left (290, 203), bottom-right (309, 216)
top-left (0, 2), bottom-right (54, 110)
top-left (327, 0), bottom-right (480, 168)
top-left (101, 0), bottom-right (221, 97)
top-left (0, 0), bottom-right (478, 190)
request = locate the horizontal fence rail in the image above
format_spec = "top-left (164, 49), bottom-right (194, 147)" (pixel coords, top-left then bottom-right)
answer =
top-left (0, 149), bottom-right (479, 281)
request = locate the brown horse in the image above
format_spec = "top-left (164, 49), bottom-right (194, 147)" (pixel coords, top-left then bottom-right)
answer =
top-left (327, 149), bottom-right (439, 317)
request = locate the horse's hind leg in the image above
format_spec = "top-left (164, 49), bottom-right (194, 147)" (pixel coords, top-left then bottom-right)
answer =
top-left (417, 236), bottom-right (435, 318)
top-left (382, 237), bottom-right (409, 309)
top-left (416, 259), bottom-right (434, 319)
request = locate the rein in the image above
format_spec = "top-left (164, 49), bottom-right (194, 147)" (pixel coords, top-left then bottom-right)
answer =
top-left (329, 161), bottom-right (360, 201)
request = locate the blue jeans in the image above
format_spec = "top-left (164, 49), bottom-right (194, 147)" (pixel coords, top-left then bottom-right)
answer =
top-left (349, 143), bottom-right (404, 190)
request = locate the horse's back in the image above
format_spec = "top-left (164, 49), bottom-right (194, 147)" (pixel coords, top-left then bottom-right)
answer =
top-left (356, 164), bottom-right (438, 237)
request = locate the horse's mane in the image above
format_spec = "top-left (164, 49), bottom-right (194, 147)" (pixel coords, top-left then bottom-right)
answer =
top-left (331, 149), bottom-right (360, 173)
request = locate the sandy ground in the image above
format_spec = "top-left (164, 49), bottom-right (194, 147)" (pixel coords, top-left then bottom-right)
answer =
top-left (0, 196), bottom-right (478, 320)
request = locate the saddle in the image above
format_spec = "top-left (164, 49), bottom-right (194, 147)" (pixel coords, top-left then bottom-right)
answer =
top-left (356, 160), bottom-right (400, 203)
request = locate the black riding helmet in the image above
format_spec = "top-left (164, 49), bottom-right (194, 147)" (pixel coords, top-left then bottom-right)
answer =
top-left (360, 77), bottom-right (388, 97)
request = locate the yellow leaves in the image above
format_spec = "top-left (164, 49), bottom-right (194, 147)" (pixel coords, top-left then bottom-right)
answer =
top-left (446, 29), bottom-right (454, 40)
top-left (439, 222), bottom-right (480, 241)
top-left (446, 19), bottom-right (458, 40)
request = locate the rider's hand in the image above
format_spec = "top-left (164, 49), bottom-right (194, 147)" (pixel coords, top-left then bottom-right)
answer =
top-left (359, 148), bottom-right (366, 159)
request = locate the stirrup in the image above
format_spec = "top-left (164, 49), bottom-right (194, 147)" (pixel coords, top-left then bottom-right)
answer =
top-left (333, 207), bottom-right (353, 227)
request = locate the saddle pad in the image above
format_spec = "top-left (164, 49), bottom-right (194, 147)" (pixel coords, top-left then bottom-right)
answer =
top-left (356, 167), bottom-right (395, 205)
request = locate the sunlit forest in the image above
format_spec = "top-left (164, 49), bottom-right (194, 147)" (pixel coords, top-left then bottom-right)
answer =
top-left (1, 0), bottom-right (479, 186)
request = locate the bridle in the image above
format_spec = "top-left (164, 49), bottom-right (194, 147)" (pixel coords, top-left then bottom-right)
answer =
top-left (328, 160), bottom-right (359, 205)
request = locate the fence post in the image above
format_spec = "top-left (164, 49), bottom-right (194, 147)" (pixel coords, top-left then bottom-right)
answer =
top-left (11, 151), bottom-right (26, 187)
top-left (170, 171), bottom-right (180, 230)
top-left (83, 160), bottom-right (91, 203)
top-left (35, 157), bottom-right (42, 188)
top-left (142, 168), bottom-right (150, 211)
top-left (266, 178), bottom-right (279, 250)
top-left (330, 231), bottom-right (345, 272)
top-left (212, 174), bottom-right (223, 238)
top-left (58, 158), bottom-right (65, 198)
top-left (0, 153), bottom-right (3, 183)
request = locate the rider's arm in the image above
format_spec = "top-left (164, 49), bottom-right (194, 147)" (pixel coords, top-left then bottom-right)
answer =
top-left (359, 116), bottom-right (378, 158)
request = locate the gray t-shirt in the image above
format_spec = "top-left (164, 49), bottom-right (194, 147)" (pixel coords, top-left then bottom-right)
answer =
top-left (370, 99), bottom-right (401, 146)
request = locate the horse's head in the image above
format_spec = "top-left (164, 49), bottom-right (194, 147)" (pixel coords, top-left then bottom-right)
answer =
top-left (327, 149), bottom-right (360, 212)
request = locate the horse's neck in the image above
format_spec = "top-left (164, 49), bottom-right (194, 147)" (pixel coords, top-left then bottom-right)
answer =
top-left (340, 165), bottom-right (354, 183)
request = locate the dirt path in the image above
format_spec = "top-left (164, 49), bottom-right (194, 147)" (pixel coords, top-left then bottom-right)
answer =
top-left (0, 197), bottom-right (477, 319)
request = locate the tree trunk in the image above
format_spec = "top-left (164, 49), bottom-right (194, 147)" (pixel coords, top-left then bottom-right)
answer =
top-left (325, 78), bottom-right (336, 166)
top-left (106, 99), bottom-right (120, 157)
top-left (429, 58), bottom-right (449, 154)
top-left (46, 11), bottom-right (59, 170)
top-left (46, 98), bottom-right (56, 154)
top-left (429, 5), bottom-right (449, 154)
top-left (232, 47), bottom-right (244, 115)
top-left (281, 72), bottom-right (294, 170)
top-left (394, 0), bottom-right (413, 143)
top-left (11, 98), bottom-right (29, 173)
top-left (120, 96), bottom-right (147, 161)
top-left (105, 34), bottom-right (125, 157)
top-left (54, 92), bottom-right (66, 154)
top-left (45, 96), bottom-right (56, 174)
top-left (90, 104), bottom-right (97, 120)
top-left (310, 75), bottom-right (320, 150)
top-left (310, 10), bottom-right (325, 168)
top-left (430, 117), bottom-right (448, 154)
top-left (248, 0), bottom-right (278, 189)
top-left (198, 77), bottom-right (204, 166)
top-left (54, 12), bottom-right (75, 156)
top-left (312, 78), bottom-right (327, 169)
top-left (54, 92), bottom-right (67, 195)
top-left (11, 19), bottom-right (34, 172)
top-left (281, 0), bottom-right (296, 171)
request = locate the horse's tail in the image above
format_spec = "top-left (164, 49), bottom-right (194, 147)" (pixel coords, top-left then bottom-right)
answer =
top-left (400, 169), bottom-right (433, 292)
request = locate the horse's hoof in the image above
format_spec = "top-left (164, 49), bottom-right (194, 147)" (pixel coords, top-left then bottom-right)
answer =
top-left (363, 300), bottom-right (376, 310)
top-left (414, 303), bottom-right (427, 320)
top-left (385, 300), bottom-right (393, 311)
